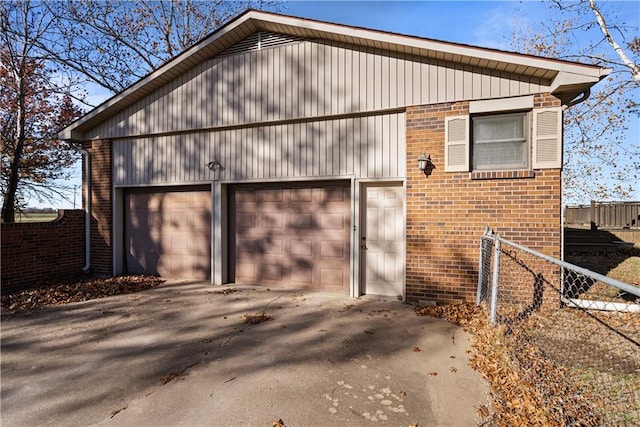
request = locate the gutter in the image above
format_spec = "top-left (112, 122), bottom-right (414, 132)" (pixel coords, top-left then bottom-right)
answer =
top-left (565, 88), bottom-right (590, 108)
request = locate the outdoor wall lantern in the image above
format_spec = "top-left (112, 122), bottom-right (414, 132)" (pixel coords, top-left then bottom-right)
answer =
top-left (207, 160), bottom-right (224, 172)
top-left (417, 152), bottom-right (432, 173)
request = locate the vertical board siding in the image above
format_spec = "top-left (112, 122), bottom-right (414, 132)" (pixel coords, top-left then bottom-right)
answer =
top-left (113, 113), bottom-right (405, 186)
top-left (87, 38), bottom-right (547, 140)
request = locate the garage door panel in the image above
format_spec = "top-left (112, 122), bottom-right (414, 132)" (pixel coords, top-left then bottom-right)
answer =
top-left (291, 240), bottom-right (313, 256)
top-left (320, 268), bottom-right (344, 285)
top-left (236, 190), bottom-right (257, 203)
top-left (233, 183), bottom-right (350, 292)
top-left (320, 213), bottom-right (347, 230)
top-left (263, 239), bottom-right (285, 255)
top-left (126, 188), bottom-right (211, 279)
top-left (319, 241), bottom-right (344, 258)
top-left (322, 187), bottom-right (348, 202)
top-left (236, 263), bottom-right (257, 281)
top-left (291, 188), bottom-right (313, 202)
top-left (291, 265), bottom-right (313, 284)
top-left (263, 189), bottom-right (284, 202)
top-left (262, 263), bottom-right (284, 281)
top-left (237, 212), bottom-right (257, 229)
top-left (262, 213), bottom-right (284, 228)
top-left (237, 238), bottom-right (257, 254)
top-left (290, 213), bottom-right (314, 229)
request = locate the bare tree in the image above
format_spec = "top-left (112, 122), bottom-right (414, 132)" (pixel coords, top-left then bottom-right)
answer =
top-left (1, 0), bottom-right (82, 222)
top-left (512, 0), bottom-right (639, 202)
top-left (1, 0), bottom-right (281, 219)
top-left (45, 0), bottom-right (281, 96)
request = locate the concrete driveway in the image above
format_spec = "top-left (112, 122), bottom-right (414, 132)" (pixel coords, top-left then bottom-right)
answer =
top-left (1, 281), bottom-right (488, 426)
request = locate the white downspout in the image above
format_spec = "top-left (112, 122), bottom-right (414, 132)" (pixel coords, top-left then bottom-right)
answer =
top-left (74, 145), bottom-right (91, 273)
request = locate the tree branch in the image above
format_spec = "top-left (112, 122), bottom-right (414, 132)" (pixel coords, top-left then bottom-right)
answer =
top-left (588, 0), bottom-right (640, 82)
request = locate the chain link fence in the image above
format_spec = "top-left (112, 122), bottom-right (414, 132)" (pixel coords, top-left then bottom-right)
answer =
top-left (477, 226), bottom-right (640, 426)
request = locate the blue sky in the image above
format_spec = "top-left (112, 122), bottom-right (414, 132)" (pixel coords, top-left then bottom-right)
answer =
top-left (51, 0), bottom-right (639, 208)
top-left (284, 0), bottom-right (537, 49)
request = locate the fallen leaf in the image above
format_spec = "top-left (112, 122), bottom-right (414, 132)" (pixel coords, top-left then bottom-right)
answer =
top-left (241, 312), bottom-right (272, 324)
top-left (1, 275), bottom-right (164, 312)
top-left (428, 372), bottom-right (438, 376)
top-left (110, 407), bottom-right (126, 418)
top-left (159, 371), bottom-right (186, 385)
top-left (476, 404), bottom-right (490, 418)
top-left (213, 288), bottom-right (238, 296)
top-left (449, 355), bottom-right (456, 359)
top-left (341, 304), bottom-right (355, 311)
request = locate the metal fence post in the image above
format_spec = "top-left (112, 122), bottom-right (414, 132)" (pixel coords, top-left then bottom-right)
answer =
top-left (490, 235), bottom-right (501, 324)
top-left (477, 237), bottom-right (484, 306)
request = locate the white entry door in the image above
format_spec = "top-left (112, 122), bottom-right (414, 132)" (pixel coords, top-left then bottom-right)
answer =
top-left (361, 183), bottom-right (404, 297)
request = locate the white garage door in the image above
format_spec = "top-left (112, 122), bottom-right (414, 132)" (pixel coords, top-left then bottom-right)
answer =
top-left (125, 187), bottom-right (211, 279)
top-left (231, 182), bottom-right (350, 292)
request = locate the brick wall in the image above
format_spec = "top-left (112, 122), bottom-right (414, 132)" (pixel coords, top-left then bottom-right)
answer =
top-left (82, 139), bottom-right (113, 275)
top-left (405, 93), bottom-right (562, 305)
top-left (1, 210), bottom-right (85, 293)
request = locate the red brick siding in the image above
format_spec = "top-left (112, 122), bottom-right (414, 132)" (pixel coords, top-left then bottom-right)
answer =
top-left (1, 210), bottom-right (85, 293)
top-left (405, 93), bottom-right (562, 305)
top-left (82, 139), bottom-right (113, 275)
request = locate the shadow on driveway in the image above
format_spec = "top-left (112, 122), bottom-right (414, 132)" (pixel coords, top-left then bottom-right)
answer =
top-left (1, 281), bottom-right (488, 426)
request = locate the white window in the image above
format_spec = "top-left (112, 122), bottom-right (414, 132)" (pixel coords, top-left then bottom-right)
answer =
top-left (444, 107), bottom-right (562, 173)
top-left (472, 112), bottom-right (528, 171)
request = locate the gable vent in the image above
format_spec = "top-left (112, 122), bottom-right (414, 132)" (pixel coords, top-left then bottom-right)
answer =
top-left (220, 31), bottom-right (306, 56)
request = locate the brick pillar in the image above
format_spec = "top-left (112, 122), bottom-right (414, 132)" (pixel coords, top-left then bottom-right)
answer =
top-left (82, 139), bottom-right (113, 276)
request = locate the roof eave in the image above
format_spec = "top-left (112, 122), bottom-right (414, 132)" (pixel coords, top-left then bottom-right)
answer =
top-left (59, 10), bottom-right (610, 140)
top-left (549, 68), bottom-right (612, 104)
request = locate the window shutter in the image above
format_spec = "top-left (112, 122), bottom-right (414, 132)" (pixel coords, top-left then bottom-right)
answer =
top-left (532, 107), bottom-right (562, 169)
top-left (444, 115), bottom-right (469, 172)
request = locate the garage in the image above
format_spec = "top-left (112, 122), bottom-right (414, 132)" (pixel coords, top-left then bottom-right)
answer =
top-left (125, 186), bottom-right (211, 279)
top-left (230, 182), bottom-right (351, 292)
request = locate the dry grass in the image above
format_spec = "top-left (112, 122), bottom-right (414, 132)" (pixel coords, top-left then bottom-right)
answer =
top-left (566, 248), bottom-right (640, 286)
top-left (14, 212), bottom-right (59, 222)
